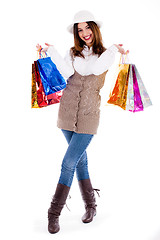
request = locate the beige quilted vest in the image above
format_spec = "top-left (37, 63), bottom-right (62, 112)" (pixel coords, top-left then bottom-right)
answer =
top-left (57, 71), bottom-right (107, 134)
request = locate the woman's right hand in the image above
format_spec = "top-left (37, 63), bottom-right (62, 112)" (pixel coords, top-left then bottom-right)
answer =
top-left (36, 43), bottom-right (53, 53)
top-left (36, 43), bottom-right (42, 51)
top-left (114, 44), bottom-right (129, 55)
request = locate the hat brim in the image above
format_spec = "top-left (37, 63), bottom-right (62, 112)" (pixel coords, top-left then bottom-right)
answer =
top-left (67, 21), bottom-right (103, 34)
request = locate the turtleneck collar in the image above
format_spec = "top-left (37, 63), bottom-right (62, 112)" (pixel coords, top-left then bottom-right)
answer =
top-left (83, 45), bottom-right (92, 51)
top-left (83, 45), bottom-right (93, 56)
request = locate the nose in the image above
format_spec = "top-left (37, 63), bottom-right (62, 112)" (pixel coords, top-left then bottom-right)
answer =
top-left (83, 29), bottom-right (89, 37)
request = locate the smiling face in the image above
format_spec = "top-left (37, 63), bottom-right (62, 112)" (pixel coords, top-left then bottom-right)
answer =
top-left (77, 22), bottom-right (94, 47)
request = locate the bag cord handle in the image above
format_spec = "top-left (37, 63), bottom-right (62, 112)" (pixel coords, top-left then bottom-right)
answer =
top-left (119, 52), bottom-right (130, 65)
top-left (37, 47), bottom-right (48, 59)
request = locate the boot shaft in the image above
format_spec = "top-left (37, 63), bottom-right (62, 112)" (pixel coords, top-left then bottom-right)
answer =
top-left (48, 183), bottom-right (70, 216)
top-left (78, 179), bottom-right (96, 204)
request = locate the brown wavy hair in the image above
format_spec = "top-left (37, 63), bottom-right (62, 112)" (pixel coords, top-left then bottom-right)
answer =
top-left (70, 21), bottom-right (106, 58)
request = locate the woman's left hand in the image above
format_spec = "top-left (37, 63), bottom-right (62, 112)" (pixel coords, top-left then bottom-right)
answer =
top-left (114, 44), bottom-right (129, 54)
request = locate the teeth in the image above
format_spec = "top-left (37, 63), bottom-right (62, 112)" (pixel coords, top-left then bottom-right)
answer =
top-left (84, 35), bottom-right (90, 40)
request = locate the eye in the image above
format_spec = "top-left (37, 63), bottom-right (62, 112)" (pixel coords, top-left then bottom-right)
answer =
top-left (78, 29), bottom-right (82, 32)
top-left (86, 25), bottom-right (90, 29)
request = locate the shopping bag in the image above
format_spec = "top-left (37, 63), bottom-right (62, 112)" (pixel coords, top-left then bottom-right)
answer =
top-left (133, 65), bottom-right (152, 109)
top-left (37, 57), bottom-right (66, 95)
top-left (107, 54), bottom-right (152, 112)
top-left (31, 63), bottom-right (39, 108)
top-left (33, 60), bottom-right (49, 107)
top-left (131, 64), bottom-right (143, 112)
top-left (107, 63), bottom-right (130, 110)
top-left (31, 48), bottom-right (64, 108)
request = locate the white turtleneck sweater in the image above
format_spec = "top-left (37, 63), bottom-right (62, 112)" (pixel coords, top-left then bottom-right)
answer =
top-left (47, 44), bottom-right (118, 79)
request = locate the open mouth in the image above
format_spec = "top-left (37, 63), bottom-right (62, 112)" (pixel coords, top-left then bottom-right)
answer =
top-left (83, 35), bottom-right (91, 41)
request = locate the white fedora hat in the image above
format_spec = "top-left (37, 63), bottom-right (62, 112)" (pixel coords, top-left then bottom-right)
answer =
top-left (67, 10), bottom-right (102, 34)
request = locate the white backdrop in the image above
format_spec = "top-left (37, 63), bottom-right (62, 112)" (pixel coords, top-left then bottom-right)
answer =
top-left (0, 0), bottom-right (160, 240)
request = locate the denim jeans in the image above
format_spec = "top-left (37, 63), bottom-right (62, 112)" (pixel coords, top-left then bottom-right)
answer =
top-left (58, 130), bottom-right (94, 187)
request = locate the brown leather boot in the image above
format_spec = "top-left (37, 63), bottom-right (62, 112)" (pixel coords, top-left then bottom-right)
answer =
top-left (78, 179), bottom-right (99, 223)
top-left (48, 183), bottom-right (70, 234)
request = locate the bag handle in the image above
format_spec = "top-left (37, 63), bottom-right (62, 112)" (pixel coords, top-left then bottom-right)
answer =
top-left (37, 47), bottom-right (48, 59)
top-left (119, 52), bottom-right (130, 64)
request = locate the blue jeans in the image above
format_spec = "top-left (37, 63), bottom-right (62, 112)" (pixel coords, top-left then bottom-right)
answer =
top-left (58, 130), bottom-right (94, 187)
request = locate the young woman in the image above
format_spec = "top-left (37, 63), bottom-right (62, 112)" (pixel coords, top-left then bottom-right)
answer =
top-left (37, 10), bottom-right (127, 234)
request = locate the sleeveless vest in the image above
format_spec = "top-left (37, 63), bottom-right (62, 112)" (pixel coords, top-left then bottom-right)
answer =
top-left (57, 71), bottom-right (107, 134)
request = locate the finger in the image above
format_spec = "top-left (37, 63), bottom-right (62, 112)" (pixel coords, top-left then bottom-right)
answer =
top-left (45, 43), bottom-right (50, 46)
top-left (121, 49), bottom-right (125, 54)
top-left (41, 48), bottom-right (47, 52)
top-left (36, 44), bottom-right (42, 50)
top-left (118, 44), bottom-right (123, 46)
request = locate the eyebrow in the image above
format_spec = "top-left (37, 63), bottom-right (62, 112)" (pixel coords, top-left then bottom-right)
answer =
top-left (78, 24), bottom-right (89, 30)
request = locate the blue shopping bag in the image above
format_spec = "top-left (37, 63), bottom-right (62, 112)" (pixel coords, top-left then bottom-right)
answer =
top-left (37, 57), bottom-right (66, 95)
